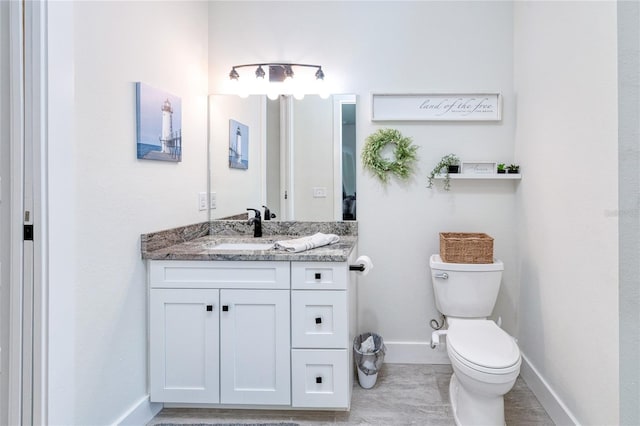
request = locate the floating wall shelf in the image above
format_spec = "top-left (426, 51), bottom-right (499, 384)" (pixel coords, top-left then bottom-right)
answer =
top-left (435, 174), bottom-right (522, 180)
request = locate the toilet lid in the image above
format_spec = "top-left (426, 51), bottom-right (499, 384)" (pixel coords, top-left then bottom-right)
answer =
top-left (447, 321), bottom-right (520, 369)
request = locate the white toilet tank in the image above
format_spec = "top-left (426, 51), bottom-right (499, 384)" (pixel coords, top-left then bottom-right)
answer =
top-left (429, 254), bottom-right (504, 318)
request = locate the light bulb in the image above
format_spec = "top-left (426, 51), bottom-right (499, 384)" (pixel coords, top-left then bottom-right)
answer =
top-left (315, 77), bottom-right (329, 99)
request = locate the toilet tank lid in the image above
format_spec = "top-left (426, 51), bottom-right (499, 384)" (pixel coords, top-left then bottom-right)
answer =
top-left (430, 254), bottom-right (504, 271)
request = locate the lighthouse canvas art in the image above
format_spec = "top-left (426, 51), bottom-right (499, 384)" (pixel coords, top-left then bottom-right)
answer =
top-left (136, 82), bottom-right (182, 162)
top-left (229, 119), bottom-right (249, 169)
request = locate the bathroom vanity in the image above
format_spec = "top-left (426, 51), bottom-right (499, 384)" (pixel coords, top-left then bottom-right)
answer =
top-left (141, 221), bottom-right (358, 410)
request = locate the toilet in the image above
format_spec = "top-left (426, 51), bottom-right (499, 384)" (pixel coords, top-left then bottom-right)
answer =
top-left (429, 254), bottom-right (521, 426)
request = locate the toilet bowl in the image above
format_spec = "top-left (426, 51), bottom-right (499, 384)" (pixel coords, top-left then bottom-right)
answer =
top-left (446, 319), bottom-right (521, 426)
top-left (429, 254), bottom-right (521, 426)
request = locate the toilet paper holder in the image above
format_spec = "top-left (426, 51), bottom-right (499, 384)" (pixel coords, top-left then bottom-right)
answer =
top-left (349, 264), bottom-right (366, 271)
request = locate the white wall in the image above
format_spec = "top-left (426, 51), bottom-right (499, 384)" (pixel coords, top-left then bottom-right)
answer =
top-left (209, 1), bottom-right (517, 363)
top-left (50, 1), bottom-right (209, 424)
top-left (513, 3), bottom-right (619, 425)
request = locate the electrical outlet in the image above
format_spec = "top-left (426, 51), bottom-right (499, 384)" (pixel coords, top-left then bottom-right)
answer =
top-left (313, 187), bottom-right (327, 198)
top-left (210, 192), bottom-right (217, 209)
top-left (198, 192), bottom-right (207, 211)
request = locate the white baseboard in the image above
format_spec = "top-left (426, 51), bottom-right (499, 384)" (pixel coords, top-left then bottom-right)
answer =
top-left (114, 395), bottom-right (163, 426)
top-left (383, 341), bottom-right (450, 364)
top-left (520, 353), bottom-right (580, 426)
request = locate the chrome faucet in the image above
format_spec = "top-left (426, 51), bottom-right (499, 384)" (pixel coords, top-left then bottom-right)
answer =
top-left (247, 208), bottom-right (262, 237)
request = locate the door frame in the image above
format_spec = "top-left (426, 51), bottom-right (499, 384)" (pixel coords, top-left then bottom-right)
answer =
top-left (8, 0), bottom-right (49, 424)
top-left (7, 0), bottom-right (25, 423)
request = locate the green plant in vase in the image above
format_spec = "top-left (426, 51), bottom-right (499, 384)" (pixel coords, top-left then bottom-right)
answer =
top-left (508, 164), bottom-right (520, 174)
top-left (427, 153), bottom-right (460, 191)
top-left (497, 163), bottom-right (506, 174)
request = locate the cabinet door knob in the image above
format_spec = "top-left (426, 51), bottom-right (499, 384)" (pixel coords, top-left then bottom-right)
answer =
top-left (222, 305), bottom-right (229, 312)
top-left (206, 305), bottom-right (213, 312)
top-left (316, 376), bottom-right (322, 384)
top-left (315, 317), bottom-right (322, 324)
top-left (314, 272), bottom-right (322, 280)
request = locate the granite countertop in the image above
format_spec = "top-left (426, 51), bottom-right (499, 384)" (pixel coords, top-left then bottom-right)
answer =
top-left (141, 220), bottom-right (358, 262)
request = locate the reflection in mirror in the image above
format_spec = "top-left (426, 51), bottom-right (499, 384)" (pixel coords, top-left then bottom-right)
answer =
top-left (208, 94), bottom-right (356, 222)
top-left (342, 103), bottom-right (356, 220)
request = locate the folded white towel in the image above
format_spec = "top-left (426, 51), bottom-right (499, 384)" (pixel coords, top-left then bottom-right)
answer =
top-left (274, 232), bottom-right (340, 253)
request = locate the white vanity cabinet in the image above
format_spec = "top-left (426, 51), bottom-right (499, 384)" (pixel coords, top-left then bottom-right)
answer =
top-left (148, 256), bottom-right (356, 410)
top-left (149, 261), bottom-right (291, 406)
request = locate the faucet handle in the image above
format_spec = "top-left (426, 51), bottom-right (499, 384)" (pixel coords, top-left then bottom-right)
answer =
top-left (262, 205), bottom-right (276, 220)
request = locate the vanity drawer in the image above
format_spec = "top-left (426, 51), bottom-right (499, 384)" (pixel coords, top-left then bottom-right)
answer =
top-left (291, 349), bottom-right (349, 409)
top-left (149, 260), bottom-right (290, 289)
top-left (291, 262), bottom-right (347, 290)
top-left (291, 290), bottom-right (348, 349)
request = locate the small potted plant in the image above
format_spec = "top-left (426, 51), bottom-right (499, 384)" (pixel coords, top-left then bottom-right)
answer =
top-left (427, 153), bottom-right (460, 191)
top-left (507, 164), bottom-right (520, 174)
top-left (497, 163), bottom-right (506, 174)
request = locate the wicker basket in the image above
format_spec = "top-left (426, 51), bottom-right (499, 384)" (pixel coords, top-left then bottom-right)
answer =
top-left (440, 232), bottom-right (494, 264)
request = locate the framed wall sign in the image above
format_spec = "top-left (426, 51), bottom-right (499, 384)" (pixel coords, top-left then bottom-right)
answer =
top-left (371, 93), bottom-right (502, 122)
top-left (461, 161), bottom-right (497, 175)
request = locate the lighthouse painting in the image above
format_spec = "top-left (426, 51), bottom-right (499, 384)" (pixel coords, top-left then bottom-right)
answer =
top-left (228, 119), bottom-right (249, 169)
top-left (136, 82), bottom-right (182, 162)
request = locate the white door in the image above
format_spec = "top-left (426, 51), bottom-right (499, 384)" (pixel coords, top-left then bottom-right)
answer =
top-left (220, 289), bottom-right (290, 405)
top-left (150, 288), bottom-right (220, 403)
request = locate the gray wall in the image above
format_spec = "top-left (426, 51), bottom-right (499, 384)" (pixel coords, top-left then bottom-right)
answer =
top-left (514, 2), bottom-right (618, 424)
top-left (618, 2), bottom-right (640, 425)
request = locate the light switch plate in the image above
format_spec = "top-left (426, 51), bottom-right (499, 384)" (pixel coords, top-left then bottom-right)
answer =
top-left (198, 192), bottom-right (207, 211)
top-left (210, 192), bottom-right (217, 209)
top-left (313, 187), bottom-right (327, 198)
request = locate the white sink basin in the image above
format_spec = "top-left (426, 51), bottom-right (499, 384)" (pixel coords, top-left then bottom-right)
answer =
top-left (212, 242), bottom-right (274, 251)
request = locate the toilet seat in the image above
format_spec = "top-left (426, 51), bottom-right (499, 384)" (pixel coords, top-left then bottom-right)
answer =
top-left (447, 320), bottom-right (520, 375)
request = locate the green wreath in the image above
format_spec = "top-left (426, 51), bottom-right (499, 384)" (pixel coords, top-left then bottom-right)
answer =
top-left (362, 128), bottom-right (419, 183)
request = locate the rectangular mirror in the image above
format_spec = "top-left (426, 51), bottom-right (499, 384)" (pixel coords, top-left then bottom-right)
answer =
top-left (208, 94), bottom-right (356, 222)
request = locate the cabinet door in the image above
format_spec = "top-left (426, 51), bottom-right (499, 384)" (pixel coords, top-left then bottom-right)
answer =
top-left (150, 289), bottom-right (219, 403)
top-left (220, 289), bottom-right (290, 405)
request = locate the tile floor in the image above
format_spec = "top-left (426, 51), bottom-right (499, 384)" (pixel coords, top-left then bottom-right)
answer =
top-left (148, 364), bottom-right (555, 425)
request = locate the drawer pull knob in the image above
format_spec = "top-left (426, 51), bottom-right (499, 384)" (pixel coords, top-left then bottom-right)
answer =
top-left (315, 317), bottom-right (322, 324)
top-left (222, 305), bottom-right (229, 312)
top-left (314, 272), bottom-right (322, 280)
top-left (206, 305), bottom-right (213, 312)
top-left (316, 376), bottom-right (322, 384)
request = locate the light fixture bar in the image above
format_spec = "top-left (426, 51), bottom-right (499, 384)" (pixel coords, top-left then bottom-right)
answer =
top-left (228, 63), bottom-right (325, 82)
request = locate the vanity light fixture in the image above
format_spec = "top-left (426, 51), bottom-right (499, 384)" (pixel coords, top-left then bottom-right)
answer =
top-left (227, 62), bottom-right (327, 99)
